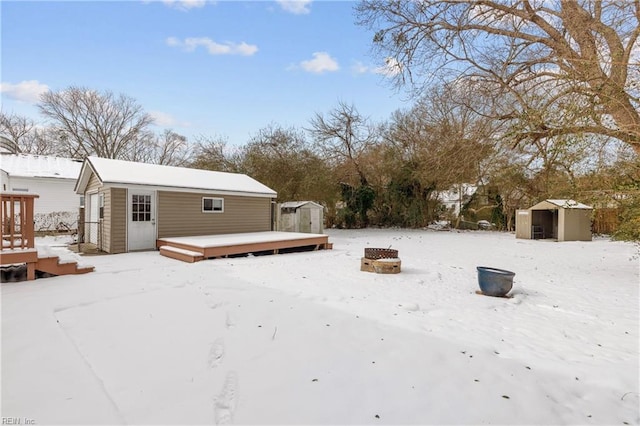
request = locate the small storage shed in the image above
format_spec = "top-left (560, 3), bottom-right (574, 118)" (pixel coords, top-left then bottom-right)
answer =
top-left (515, 199), bottom-right (592, 242)
top-left (277, 201), bottom-right (324, 234)
top-left (74, 157), bottom-right (277, 253)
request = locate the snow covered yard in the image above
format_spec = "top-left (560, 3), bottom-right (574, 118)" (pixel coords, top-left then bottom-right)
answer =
top-left (2, 229), bottom-right (638, 425)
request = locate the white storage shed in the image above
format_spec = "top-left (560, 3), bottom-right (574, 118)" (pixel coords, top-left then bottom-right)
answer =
top-left (277, 201), bottom-right (324, 234)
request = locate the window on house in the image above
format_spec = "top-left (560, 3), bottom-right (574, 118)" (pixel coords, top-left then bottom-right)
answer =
top-left (80, 196), bottom-right (85, 208)
top-left (202, 197), bottom-right (224, 213)
top-left (99, 194), bottom-right (104, 219)
top-left (132, 194), bottom-right (152, 221)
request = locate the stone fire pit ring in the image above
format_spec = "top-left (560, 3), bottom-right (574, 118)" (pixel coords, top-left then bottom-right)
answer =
top-left (364, 247), bottom-right (398, 260)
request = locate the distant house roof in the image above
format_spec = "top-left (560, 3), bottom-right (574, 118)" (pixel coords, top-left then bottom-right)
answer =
top-left (438, 183), bottom-right (477, 203)
top-left (0, 153), bottom-right (82, 180)
top-left (75, 156), bottom-right (277, 198)
top-left (531, 199), bottom-right (592, 210)
top-left (280, 201), bottom-right (324, 209)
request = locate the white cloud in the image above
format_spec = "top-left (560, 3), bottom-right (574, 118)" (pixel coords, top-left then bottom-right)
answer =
top-left (276, 0), bottom-right (312, 15)
top-left (351, 61), bottom-right (370, 74)
top-left (374, 57), bottom-right (402, 77)
top-left (0, 80), bottom-right (49, 103)
top-left (347, 58), bottom-right (402, 77)
top-left (299, 52), bottom-right (339, 74)
top-left (161, 0), bottom-right (207, 11)
top-left (149, 111), bottom-right (190, 127)
top-left (166, 37), bottom-right (258, 56)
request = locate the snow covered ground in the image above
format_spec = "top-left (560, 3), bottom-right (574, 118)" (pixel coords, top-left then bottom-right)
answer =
top-left (2, 229), bottom-right (638, 425)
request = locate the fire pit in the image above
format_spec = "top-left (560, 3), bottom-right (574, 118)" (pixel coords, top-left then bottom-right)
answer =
top-left (361, 247), bottom-right (401, 274)
top-left (364, 247), bottom-right (398, 260)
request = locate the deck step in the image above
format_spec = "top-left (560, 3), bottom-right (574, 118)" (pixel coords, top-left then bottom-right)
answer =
top-left (35, 256), bottom-right (94, 276)
top-left (159, 245), bottom-right (205, 263)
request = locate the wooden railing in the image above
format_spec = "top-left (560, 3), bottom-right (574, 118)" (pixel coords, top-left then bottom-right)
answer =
top-left (1, 192), bottom-right (39, 251)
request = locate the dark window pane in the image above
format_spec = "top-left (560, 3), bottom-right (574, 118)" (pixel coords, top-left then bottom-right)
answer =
top-left (133, 204), bottom-right (138, 212)
top-left (145, 203), bottom-right (150, 212)
top-left (203, 198), bottom-right (212, 211)
top-left (132, 213), bottom-right (138, 221)
top-left (145, 213), bottom-right (151, 221)
top-left (132, 195), bottom-right (138, 203)
top-left (145, 195), bottom-right (151, 203)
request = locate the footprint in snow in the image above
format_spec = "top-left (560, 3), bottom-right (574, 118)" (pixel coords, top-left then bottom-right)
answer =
top-left (208, 338), bottom-right (225, 368)
top-left (205, 296), bottom-right (226, 310)
top-left (225, 312), bottom-right (236, 329)
top-left (214, 371), bottom-right (239, 425)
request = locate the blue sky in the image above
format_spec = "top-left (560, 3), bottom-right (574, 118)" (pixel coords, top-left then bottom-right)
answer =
top-left (1, 0), bottom-right (409, 147)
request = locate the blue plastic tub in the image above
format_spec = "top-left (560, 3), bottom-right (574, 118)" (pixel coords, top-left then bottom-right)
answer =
top-left (476, 266), bottom-right (515, 297)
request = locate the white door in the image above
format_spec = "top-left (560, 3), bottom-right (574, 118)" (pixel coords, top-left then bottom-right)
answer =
top-left (128, 190), bottom-right (156, 251)
top-left (310, 208), bottom-right (321, 234)
top-left (300, 209), bottom-right (311, 233)
top-left (87, 193), bottom-right (99, 244)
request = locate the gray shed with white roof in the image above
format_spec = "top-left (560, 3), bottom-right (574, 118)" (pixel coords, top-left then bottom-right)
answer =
top-left (515, 199), bottom-right (593, 242)
top-left (74, 157), bottom-right (277, 253)
top-left (277, 201), bottom-right (324, 234)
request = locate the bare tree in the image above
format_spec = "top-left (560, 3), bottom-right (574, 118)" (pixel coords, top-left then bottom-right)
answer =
top-left (38, 86), bottom-right (153, 159)
top-left (130, 129), bottom-right (193, 166)
top-left (0, 112), bottom-right (63, 155)
top-left (356, 0), bottom-right (640, 153)
top-left (308, 102), bottom-right (378, 186)
top-left (241, 124), bottom-right (335, 202)
top-left (190, 135), bottom-right (241, 172)
top-left (386, 84), bottom-right (497, 189)
top-left (0, 112), bottom-right (35, 153)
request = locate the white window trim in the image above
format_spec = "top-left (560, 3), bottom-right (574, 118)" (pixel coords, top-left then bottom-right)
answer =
top-left (202, 197), bottom-right (224, 213)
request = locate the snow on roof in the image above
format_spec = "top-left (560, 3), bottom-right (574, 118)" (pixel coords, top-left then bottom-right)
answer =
top-left (0, 154), bottom-right (82, 180)
top-left (437, 184), bottom-right (477, 203)
top-left (546, 199), bottom-right (592, 209)
top-left (82, 156), bottom-right (277, 197)
top-left (280, 201), bottom-right (323, 209)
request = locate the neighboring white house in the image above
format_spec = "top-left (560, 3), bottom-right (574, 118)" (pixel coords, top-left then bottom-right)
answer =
top-left (0, 153), bottom-right (83, 231)
top-left (437, 183), bottom-right (477, 217)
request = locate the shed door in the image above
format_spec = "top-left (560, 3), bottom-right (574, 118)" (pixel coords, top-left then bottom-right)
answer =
top-left (87, 193), bottom-right (99, 244)
top-left (128, 191), bottom-right (156, 251)
top-left (310, 208), bottom-right (321, 234)
top-left (300, 208), bottom-right (311, 233)
top-left (515, 210), bottom-right (531, 239)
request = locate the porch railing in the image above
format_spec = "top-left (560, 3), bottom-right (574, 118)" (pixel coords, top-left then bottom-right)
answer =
top-left (1, 192), bottom-right (39, 251)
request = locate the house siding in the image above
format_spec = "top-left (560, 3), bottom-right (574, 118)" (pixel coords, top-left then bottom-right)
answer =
top-left (86, 173), bottom-right (101, 193)
top-left (101, 188), bottom-right (112, 253)
top-left (157, 191), bottom-right (271, 238)
top-left (110, 188), bottom-right (127, 253)
top-left (8, 176), bottom-right (81, 231)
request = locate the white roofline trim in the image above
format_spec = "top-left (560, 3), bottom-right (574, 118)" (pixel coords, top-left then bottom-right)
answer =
top-left (102, 183), bottom-right (276, 198)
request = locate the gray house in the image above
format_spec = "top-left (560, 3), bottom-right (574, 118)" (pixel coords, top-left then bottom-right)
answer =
top-left (515, 199), bottom-right (592, 242)
top-left (74, 157), bottom-right (277, 253)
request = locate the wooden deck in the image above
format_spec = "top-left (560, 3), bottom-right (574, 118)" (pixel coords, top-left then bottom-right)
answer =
top-left (1, 192), bottom-right (94, 282)
top-left (157, 231), bottom-right (332, 263)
